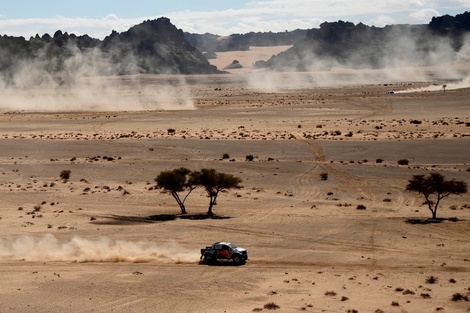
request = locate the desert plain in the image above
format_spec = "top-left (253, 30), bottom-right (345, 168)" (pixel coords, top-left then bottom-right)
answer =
top-left (0, 49), bottom-right (470, 313)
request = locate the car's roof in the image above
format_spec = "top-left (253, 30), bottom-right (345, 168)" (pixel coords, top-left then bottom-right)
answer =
top-left (214, 242), bottom-right (232, 245)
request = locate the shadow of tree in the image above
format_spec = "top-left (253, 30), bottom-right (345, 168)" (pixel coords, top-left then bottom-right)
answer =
top-left (90, 213), bottom-right (231, 225)
top-left (405, 217), bottom-right (460, 224)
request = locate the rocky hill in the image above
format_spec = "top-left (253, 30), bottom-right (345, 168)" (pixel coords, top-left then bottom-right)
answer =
top-left (255, 11), bottom-right (470, 71)
top-left (184, 29), bottom-right (308, 53)
top-left (0, 17), bottom-right (219, 85)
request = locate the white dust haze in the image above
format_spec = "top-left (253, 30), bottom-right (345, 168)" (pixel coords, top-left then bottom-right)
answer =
top-left (0, 234), bottom-right (199, 263)
top-left (245, 33), bottom-right (470, 92)
top-left (0, 43), bottom-right (195, 112)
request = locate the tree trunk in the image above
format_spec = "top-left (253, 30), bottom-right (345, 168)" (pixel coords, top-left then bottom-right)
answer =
top-left (172, 192), bottom-right (187, 214)
top-left (207, 194), bottom-right (218, 217)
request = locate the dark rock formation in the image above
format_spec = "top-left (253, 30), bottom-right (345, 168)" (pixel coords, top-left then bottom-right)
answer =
top-left (102, 18), bottom-right (218, 74)
top-left (223, 60), bottom-right (243, 70)
top-left (256, 12), bottom-right (470, 71)
top-left (184, 29), bottom-right (308, 53)
top-left (0, 17), bottom-right (220, 85)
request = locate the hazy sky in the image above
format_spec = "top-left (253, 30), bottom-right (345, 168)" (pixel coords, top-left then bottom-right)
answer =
top-left (1, 0), bottom-right (469, 39)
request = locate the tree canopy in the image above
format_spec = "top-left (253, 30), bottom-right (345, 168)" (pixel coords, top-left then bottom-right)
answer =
top-left (155, 167), bottom-right (194, 214)
top-left (190, 168), bottom-right (242, 217)
top-left (155, 167), bottom-right (242, 216)
top-left (406, 172), bottom-right (467, 219)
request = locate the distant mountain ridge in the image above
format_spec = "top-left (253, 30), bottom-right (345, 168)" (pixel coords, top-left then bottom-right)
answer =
top-left (0, 17), bottom-right (219, 85)
top-left (255, 11), bottom-right (470, 71)
top-left (1, 12), bottom-right (470, 84)
top-left (184, 29), bottom-right (308, 54)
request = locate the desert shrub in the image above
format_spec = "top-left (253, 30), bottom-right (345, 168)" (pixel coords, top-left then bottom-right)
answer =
top-left (246, 155), bottom-right (254, 161)
top-left (320, 172), bottom-right (328, 181)
top-left (376, 158), bottom-right (383, 163)
top-left (356, 204), bottom-right (366, 210)
top-left (395, 287), bottom-right (404, 292)
top-left (252, 308), bottom-right (262, 312)
top-left (341, 296), bottom-right (349, 301)
top-left (324, 291), bottom-right (337, 296)
top-left (374, 310), bottom-right (385, 313)
top-left (426, 276), bottom-right (438, 284)
top-left (449, 278), bottom-right (456, 283)
top-left (451, 293), bottom-right (469, 301)
top-left (33, 204), bottom-right (41, 212)
top-left (167, 128), bottom-right (176, 134)
top-left (397, 159), bottom-right (409, 165)
top-left (421, 293), bottom-right (431, 299)
top-left (410, 120), bottom-right (422, 124)
top-left (60, 169), bottom-right (71, 180)
top-left (403, 289), bottom-right (415, 295)
top-left (345, 131), bottom-right (353, 137)
top-left (263, 302), bottom-right (280, 310)
top-left (222, 153), bottom-right (230, 159)
top-left (391, 301), bottom-right (399, 306)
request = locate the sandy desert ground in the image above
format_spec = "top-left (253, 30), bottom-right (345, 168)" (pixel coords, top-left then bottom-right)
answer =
top-left (0, 50), bottom-right (469, 313)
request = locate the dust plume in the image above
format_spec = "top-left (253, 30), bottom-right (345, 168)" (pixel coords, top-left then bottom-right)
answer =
top-left (0, 42), bottom-right (195, 112)
top-left (0, 234), bottom-right (199, 263)
top-left (245, 26), bottom-right (470, 92)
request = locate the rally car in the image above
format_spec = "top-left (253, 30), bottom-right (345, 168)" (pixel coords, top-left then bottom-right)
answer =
top-left (200, 242), bottom-right (248, 265)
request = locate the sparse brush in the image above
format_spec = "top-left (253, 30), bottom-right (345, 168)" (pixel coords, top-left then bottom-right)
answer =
top-left (356, 204), bottom-right (366, 210)
top-left (320, 172), bottom-right (328, 181)
top-left (391, 301), bottom-right (399, 306)
top-left (397, 159), bottom-right (409, 165)
top-left (451, 293), bottom-right (469, 301)
top-left (426, 276), bottom-right (438, 284)
top-left (60, 169), bottom-right (71, 180)
top-left (403, 289), bottom-right (415, 295)
top-left (263, 302), bottom-right (280, 310)
top-left (324, 291), bottom-right (337, 296)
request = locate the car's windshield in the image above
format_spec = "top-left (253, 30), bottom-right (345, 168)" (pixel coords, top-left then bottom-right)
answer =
top-left (229, 243), bottom-right (237, 249)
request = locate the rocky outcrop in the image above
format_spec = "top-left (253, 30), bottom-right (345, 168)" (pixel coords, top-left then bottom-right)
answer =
top-left (223, 60), bottom-right (243, 70)
top-left (102, 18), bottom-right (219, 74)
top-left (0, 17), bottom-right (220, 85)
top-left (255, 12), bottom-right (470, 71)
top-left (184, 29), bottom-right (308, 53)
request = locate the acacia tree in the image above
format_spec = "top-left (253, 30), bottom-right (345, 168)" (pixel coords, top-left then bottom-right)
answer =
top-left (190, 168), bottom-right (242, 217)
top-left (406, 172), bottom-right (467, 219)
top-left (155, 167), bottom-right (195, 214)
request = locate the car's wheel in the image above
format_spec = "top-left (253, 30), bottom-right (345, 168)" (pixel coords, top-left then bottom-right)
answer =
top-left (204, 254), bottom-right (214, 264)
top-left (233, 254), bottom-right (243, 265)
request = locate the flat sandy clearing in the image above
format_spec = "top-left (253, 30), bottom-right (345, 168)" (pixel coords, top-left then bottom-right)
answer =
top-left (0, 70), bottom-right (469, 313)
